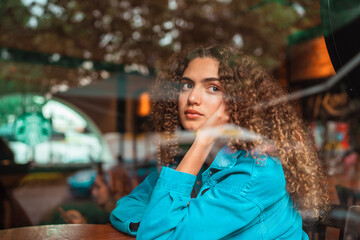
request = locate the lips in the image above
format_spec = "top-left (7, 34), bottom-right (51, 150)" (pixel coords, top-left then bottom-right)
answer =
top-left (184, 109), bottom-right (203, 119)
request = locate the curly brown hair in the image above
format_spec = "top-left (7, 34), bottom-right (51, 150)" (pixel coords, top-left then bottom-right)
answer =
top-left (150, 45), bottom-right (329, 219)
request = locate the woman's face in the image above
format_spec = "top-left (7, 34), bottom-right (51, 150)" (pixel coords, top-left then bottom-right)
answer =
top-left (92, 175), bottom-right (111, 206)
top-left (178, 57), bottom-right (226, 131)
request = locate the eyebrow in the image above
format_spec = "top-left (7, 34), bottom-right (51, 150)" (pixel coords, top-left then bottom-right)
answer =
top-left (180, 77), bottom-right (220, 83)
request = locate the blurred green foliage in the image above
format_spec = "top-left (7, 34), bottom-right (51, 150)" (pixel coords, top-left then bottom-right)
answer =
top-left (0, 0), bottom-right (321, 72)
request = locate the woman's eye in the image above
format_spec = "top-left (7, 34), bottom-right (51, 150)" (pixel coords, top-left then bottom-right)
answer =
top-left (209, 86), bottom-right (220, 92)
top-left (181, 82), bottom-right (192, 90)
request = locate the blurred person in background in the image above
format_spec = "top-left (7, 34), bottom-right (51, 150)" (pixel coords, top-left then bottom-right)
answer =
top-left (0, 138), bottom-right (15, 166)
top-left (0, 137), bottom-right (32, 229)
top-left (110, 45), bottom-right (329, 239)
top-left (57, 164), bottom-right (133, 224)
top-left (93, 164), bottom-right (134, 213)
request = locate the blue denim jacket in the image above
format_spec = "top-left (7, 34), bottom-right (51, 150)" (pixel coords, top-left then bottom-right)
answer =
top-left (110, 146), bottom-right (309, 240)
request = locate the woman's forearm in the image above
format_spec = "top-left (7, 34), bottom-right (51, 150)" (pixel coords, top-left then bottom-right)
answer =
top-left (176, 137), bottom-right (214, 176)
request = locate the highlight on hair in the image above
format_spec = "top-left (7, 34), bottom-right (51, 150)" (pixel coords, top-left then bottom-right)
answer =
top-left (150, 45), bottom-right (329, 219)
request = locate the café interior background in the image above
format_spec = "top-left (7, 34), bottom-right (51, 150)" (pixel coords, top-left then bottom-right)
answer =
top-left (1, 0), bottom-right (360, 235)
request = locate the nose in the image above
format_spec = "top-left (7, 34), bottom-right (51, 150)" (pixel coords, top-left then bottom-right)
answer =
top-left (188, 87), bottom-right (202, 105)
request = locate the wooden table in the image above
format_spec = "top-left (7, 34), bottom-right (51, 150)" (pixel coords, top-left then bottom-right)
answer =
top-left (0, 224), bottom-right (135, 240)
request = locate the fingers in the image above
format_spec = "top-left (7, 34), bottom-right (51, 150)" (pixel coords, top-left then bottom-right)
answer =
top-left (217, 102), bottom-right (230, 124)
top-left (59, 208), bottom-right (87, 224)
top-left (195, 102), bottom-right (230, 143)
top-left (58, 207), bottom-right (71, 223)
top-left (67, 210), bottom-right (87, 224)
top-left (202, 102), bottom-right (229, 129)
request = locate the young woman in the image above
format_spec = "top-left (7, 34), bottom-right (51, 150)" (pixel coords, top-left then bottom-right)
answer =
top-left (110, 45), bottom-right (329, 239)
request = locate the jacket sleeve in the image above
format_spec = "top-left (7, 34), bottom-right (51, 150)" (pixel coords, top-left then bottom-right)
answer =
top-left (110, 171), bottom-right (159, 236)
top-left (137, 166), bottom-right (261, 240)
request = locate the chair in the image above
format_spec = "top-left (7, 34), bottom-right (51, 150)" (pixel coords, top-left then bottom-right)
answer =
top-left (303, 217), bottom-right (326, 240)
top-left (336, 185), bottom-right (360, 207)
top-left (303, 204), bottom-right (347, 240)
top-left (343, 205), bottom-right (360, 240)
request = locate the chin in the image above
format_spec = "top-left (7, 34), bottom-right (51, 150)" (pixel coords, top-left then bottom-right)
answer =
top-left (180, 118), bottom-right (203, 131)
top-left (182, 124), bottom-right (201, 131)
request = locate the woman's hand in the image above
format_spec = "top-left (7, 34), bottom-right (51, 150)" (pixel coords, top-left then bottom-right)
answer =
top-left (176, 102), bottom-right (229, 176)
top-left (196, 102), bottom-right (230, 145)
top-left (59, 207), bottom-right (87, 224)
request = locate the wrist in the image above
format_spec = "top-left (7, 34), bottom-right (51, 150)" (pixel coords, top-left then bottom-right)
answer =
top-left (176, 137), bottom-right (214, 175)
top-left (194, 130), bottom-right (216, 148)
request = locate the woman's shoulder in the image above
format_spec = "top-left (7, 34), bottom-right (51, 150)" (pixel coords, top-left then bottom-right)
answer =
top-left (233, 150), bottom-right (284, 174)
top-left (215, 148), bottom-right (284, 176)
top-left (215, 150), bottom-right (287, 197)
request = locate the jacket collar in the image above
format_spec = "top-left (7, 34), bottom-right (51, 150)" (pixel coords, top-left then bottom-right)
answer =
top-left (209, 145), bottom-right (242, 170)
